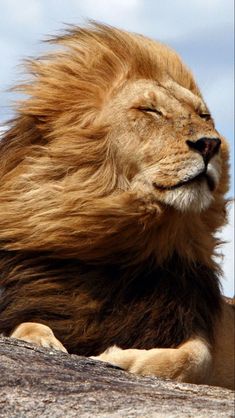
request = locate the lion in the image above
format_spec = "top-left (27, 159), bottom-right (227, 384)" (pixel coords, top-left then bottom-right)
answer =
top-left (0, 23), bottom-right (234, 390)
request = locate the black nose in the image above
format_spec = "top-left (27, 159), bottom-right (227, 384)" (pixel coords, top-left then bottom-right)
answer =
top-left (186, 137), bottom-right (221, 163)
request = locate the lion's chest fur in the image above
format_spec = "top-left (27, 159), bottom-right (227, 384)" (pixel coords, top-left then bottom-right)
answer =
top-left (0, 251), bottom-right (221, 355)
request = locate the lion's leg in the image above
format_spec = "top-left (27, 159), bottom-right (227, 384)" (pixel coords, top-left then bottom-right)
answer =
top-left (10, 322), bottom-right (68, 353)
top-left (92, 338), bottom-right (212, 385)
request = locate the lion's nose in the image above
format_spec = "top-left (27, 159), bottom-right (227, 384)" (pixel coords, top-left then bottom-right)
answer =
top-left (186, 137), bottom-right (221, 163)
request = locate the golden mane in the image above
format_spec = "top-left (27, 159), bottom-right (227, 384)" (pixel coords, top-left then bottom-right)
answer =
top-left (0, 22), bottom-right (199, 173)
top-left (0, 24), bottom-right (228, 266)
top-left (0, 25), bottom-right (232, 389)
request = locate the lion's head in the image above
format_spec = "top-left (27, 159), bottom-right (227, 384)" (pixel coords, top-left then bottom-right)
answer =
top-left (0, 23), bottom-right (229, 265)
top-left (102, 76), bottom-right (227, 213)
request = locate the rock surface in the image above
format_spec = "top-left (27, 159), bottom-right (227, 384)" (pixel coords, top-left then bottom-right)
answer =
top-left (0, 336), bottom-right (234, 417)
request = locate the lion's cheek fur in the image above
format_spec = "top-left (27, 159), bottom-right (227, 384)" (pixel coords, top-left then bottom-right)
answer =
top-left (0, 185), bottom-right (163, 263)
top-left (0, 175), bottom-right (225, 267)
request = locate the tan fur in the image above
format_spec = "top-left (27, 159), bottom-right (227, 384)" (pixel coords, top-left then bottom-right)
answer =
top-left (11, 322), bottom-right (67, 353)
top-left (0, 23), bottom-right (233, 389)
top-left (93, 300), bottom-right (234, 389)
top-left (92, 338), bottom-right (213, 385)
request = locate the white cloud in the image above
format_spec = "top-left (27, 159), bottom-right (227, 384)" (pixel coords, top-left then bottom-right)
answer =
top-left (217, 202), bottom-right (234, 297)
top-left (56, 0), bottom-right (233, 46)
top-left (202, 70), bottom-right (234, 135)
top-left (70, 0), bottom-right (142, 29)
top-left (70, 0), bottom-right (229, 41)
top-left (79, 0), bottom-right (140, 12)
top-left (136, 0), bottom-right (233, 41)
top-left (2, 0), bottom-right (44, 27)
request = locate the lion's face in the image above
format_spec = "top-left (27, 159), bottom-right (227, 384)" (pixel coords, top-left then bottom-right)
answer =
top-left (104, 79), bottom-right (226, 212)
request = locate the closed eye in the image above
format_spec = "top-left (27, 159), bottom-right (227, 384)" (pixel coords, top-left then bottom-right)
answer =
top-left (139, 107), bottom-right (163, 116)
top-left (199, 112), bottom-right (211, 121)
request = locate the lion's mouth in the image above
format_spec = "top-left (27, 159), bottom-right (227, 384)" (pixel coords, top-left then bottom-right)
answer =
top-left (153, 171), bottom-right (216, 192)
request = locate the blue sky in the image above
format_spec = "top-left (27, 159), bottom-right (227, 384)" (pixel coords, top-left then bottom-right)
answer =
top-left (0, 0), bottom-right (234, 295)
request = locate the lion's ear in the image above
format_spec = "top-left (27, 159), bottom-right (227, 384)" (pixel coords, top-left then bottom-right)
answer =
top-left (0, 115), bottom-right (46, 178)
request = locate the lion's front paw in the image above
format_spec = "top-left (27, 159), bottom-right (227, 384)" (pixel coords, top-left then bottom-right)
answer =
top-left (10, 322), bottom-right (68, 353)
top-left (91, 345), bottom-right (140, 371)
top-left (92, 340), bottom-right (213, 384)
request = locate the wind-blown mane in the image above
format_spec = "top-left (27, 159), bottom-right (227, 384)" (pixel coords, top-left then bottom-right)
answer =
top-left (0, 24), bottom-right (207, 263)
top-left (0, 23), bottom-right (229, 357)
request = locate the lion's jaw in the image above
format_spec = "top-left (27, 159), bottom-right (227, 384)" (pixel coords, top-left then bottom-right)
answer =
top-left (129, 159), bottom-right (220, 213)
top-left (106, 79), bottom-right (227, 213)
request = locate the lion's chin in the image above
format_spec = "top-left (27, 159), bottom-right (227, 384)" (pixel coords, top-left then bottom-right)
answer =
top-left (131, 176), bottom-right (214, 213)
top-left (160, 182), bottom-right (214, 213)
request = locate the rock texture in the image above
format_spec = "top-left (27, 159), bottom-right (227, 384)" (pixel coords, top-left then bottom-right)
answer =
top-left (0, 336), bottom-right (234, 417)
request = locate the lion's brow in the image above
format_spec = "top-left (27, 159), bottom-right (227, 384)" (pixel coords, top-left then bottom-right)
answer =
top-left (163, 79), bottom-right (204, 111)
